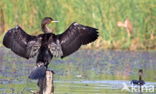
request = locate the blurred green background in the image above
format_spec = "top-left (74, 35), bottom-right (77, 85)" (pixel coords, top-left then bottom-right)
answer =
top-left (0, 0), bottom-right (156, 50)
top-left (0, 1), bottom-right (156, 93)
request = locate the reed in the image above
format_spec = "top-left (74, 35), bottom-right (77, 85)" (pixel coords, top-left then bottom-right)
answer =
top-left (0, 0), bottom-right (155, 50)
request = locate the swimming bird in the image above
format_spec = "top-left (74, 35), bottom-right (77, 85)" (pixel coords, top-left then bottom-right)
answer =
top-left (3, 17), bottom-right (98, 79)
top-left (131, 69), bottom-right (145, 85)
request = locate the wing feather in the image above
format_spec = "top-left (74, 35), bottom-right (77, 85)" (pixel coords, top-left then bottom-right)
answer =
top-left (57, 22), bottom-right (98, 58)
top-left (3, 26), bottom-right (41, 59)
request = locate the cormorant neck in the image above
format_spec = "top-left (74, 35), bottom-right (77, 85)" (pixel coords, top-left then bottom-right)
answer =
top-left (139, 75), bottom-right (142, 81)
top-left (41, 24), bottom-right (52, 33)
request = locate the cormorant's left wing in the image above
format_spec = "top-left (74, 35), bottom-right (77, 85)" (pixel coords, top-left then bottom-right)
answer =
top-left (56, 22), bottom-right (98, 58)
top-left (3, 26), bottom-right (42, 59)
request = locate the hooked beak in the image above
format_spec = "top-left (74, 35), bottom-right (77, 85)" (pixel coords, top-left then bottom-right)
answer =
top-left (51, 20), bottom-right (59, 23)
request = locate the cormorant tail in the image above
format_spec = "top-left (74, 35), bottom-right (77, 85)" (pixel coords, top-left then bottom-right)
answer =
top-left (28, 65), bottom-right (46, 79)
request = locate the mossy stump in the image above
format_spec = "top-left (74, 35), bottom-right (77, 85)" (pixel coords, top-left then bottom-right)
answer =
top-left (34, 71), bottom-right (54, 94)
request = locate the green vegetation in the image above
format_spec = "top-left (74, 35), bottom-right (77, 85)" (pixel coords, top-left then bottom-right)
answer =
top-left (0, 0), bottom-right (156, 49)
top-left (0, 81), bottom-right (155, 93)
top-left (0, 82), bottom-right (129, 94)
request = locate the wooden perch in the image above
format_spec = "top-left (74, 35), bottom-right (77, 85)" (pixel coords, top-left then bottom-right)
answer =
top-left (34, 71), bottom-right (54, 94)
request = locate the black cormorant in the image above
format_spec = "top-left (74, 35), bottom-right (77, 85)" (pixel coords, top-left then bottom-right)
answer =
top-left (3, 17), bottom-right (98, 79)
top-left (131, 69), bottom-right (145, 85)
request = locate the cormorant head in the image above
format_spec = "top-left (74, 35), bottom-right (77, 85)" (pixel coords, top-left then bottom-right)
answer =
top-left (41, 17), bottom-right (59, 33)
top-left (42, 17), bottom-right (59, 25)
top-left (138, 69), bottom-right (143, 75)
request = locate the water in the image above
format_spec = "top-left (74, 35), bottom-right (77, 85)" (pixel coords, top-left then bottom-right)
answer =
top-left (55, 80), bottom-right (156, 94)
top-left (0, 47), bottom-right (156, 94)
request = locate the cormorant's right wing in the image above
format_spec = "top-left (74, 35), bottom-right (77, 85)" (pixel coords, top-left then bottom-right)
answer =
top-left (3, 26), bottom-right (42, 59)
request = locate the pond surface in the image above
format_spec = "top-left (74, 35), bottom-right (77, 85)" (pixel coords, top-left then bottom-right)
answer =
top-left (0, 47), bottom-right (155, 94)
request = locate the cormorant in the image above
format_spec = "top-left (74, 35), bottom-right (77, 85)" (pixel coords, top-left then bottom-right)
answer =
top-left (3, 17), bottom-right (98, 79)
top-left (131, 69), bottom-right (145, 85)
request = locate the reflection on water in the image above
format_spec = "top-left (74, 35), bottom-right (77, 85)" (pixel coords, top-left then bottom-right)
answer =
top-left (1, 80), bottom-right (155, 94)
top-left (0, 47), bottom-right (156, 93)
top-left (55, 80), bottom-right (156, 94)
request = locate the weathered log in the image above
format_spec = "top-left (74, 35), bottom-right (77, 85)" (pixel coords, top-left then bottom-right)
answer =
top-left (34, 70), bottom-right (54, 94)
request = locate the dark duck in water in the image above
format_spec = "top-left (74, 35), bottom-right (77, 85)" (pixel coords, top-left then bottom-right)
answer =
top-left (131, 69), bottom-right (145, 85)
top-left (3, 17), bottom-right (98, 79)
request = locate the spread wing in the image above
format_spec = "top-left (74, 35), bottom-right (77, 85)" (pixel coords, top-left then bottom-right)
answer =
top-left (3, 26), bottom-right (42, 59)
top-left (57, 22), bottom-right (98, 58)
